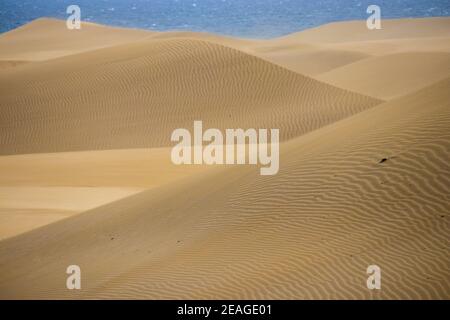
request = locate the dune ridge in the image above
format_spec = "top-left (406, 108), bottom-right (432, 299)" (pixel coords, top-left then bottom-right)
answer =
top-left (0, 18), bottom-right (152, 61)
top-left (279, 17), bottom-right (450, 43)
top-left (317, 52), bottom-right (450, 99)
top-left (0, 78), bottom-right (448, 299)
top-left (0, 17), bottom-right (449, 300)
top-left (0, 37), bottom-right (381, 155)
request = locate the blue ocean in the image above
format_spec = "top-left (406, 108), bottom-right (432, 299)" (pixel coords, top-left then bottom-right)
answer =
top-left (0, 0), bottom-right (449, 38)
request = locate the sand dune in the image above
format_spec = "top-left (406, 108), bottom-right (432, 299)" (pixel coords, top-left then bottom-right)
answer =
top-left (0, 188), bottom-right (140, 241)
top-left (281, 17), bottom-right (450, 44)
top-left (2, 17), bottom-right (448, 76)
top-left (325, 36), bottom-right (450, 56)
top-left (317, 52), bottom-right (450, 99)
top-left (0, 17), bottom-right (449, 299)
top-left (0, 18), bottom-right (152, 61)
top-left (250, 43), bottom-right (371, 76)
top-left (0, 61), bottom-right (31, 70)
top-left (0, 148), bottom-right (214, 239)
top-left (252, 17), bottom-right (450, 74)
top-left (0, 78), bottom-right (448, 299)
top-left (0, 37), bottom-right (380, 155)
top-left (148, 32), bottom-right (370, 76)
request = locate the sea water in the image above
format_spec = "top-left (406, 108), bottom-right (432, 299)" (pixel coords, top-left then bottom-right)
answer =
top-left (0, 0), bottom-right (449, 37)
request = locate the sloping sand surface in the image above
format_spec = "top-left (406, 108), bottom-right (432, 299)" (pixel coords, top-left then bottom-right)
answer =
top-left (250, 17), bottom-right (450, 74)
top-left (0, 61), bottom-right (31, 70)
top-left (0, 37), bottom-right (380, 155)
top-left (2, 17), bottom-right (448, 77)
top-left (281, 17), bottom-right (450, 43)
top-left (0, 78), bottom-right (448, 299)
top-left (0, 18), bottom-right (152, 61)
top-left (250, 44), bottom-right (370, 75)
top-left (0, 17), bottom-right (449, 299)
top-left (326, 36), bottom-right (450, 56)
top-left (317, 52), bottom-right (450, 99)
top-left (0, 148), bottom-right (214, 239)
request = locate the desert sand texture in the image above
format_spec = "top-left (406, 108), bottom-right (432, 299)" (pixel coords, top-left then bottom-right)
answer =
top-left (0, 17), bottom-right (449, 299)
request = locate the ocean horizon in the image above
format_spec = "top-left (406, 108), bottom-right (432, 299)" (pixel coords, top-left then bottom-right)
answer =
top-left (1, 0), bottom-right (449, 38)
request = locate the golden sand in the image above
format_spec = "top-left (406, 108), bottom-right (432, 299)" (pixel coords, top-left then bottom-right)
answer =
top-left (0, 17), bottom-right (449, 299)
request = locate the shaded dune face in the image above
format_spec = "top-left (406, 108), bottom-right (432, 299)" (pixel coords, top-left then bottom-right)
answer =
top-left (0, 17), bottom-right (449, 300)
top-left (0, 79), bottom-right (448, 299)
top-left (0, 38), bottom-right (381, 155)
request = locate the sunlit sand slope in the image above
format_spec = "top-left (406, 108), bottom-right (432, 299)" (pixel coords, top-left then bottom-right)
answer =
top-left (0, 148), bottom-right (214, 239)
top-left (143, 18), bottom-right (450, 76)
top-left (281, 17), bottom-right (450, 43)
top-left (0, 78), bottom-right (448, 299)
top-left (2, 17), bottom-right (448, 75)
top-left (0, 18), bottom-right (152, 61)
top-left (317, 52), bottom-right (450, 99)
top-left (0, 38), bottom-right (380, 155)
top-left (250, 43), bottom-right (370, 75)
